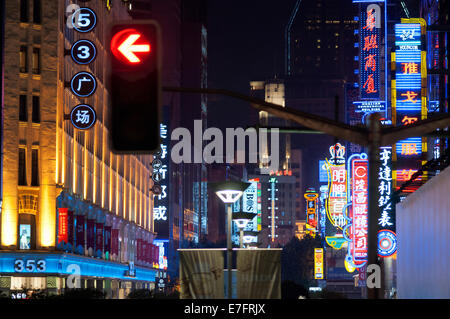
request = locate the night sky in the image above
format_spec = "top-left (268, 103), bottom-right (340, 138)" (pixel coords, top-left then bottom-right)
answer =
top-left (207, 0), bottom-right (297, 130)
top-left (206, 0), bottom-right (422, 190)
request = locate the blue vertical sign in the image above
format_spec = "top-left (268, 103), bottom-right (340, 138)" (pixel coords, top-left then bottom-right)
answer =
top-left (393, 21), bottom-right (428, 192)
top-left (153, 115), bottom-right (170, 238)
top-left (359, 4), bottom-right (381, 100)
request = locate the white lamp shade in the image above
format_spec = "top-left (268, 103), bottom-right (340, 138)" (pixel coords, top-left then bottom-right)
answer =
top-left (215, 190), bottom-right (244, 204)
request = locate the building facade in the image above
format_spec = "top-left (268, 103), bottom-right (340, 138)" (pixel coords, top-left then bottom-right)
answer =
top-left (0, 0), bottom-right (160, 298)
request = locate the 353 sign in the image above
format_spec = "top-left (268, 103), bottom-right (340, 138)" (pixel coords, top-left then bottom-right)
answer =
top-left (14, 259), bottom-right (47, 273)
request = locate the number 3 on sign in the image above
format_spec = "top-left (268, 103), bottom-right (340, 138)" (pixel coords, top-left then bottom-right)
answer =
top-left (14, 259), bottom-right (46, 272)
top-left (77, 45), bottom-right (90, 59)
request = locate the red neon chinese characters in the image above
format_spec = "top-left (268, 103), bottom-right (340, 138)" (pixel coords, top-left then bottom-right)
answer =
top-left (352, 159), bottom-right (368, 264)
top-left (401, 62), bottom-right (419, 74)
top-left (363, 74), bottom-right (377, 94)
top-left (363, 9), bottom-right (376, 32)
top-left (363, 34), bottom-right (378, 51)
top-left (401, 116), bottom-right (418, 125)
top-left (400, 143), bottom-right (419, 156)
top-left (401, 91), bottom-right (419, 103)
top-left (364, 54), bottom-right (377, 72)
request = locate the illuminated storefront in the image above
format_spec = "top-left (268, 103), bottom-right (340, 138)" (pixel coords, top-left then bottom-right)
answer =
top-left (0, 1), bottom-right (158, 297)
top-left (324, 143), bottom-right (348, 250)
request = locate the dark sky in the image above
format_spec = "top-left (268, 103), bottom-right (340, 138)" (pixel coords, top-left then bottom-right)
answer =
top-left (207, 0), bottom-right (297, 130)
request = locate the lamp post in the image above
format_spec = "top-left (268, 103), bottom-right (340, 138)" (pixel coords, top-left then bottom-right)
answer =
top-left (232, 212), bottom-right (257, 248)
top-left (214, 181), bottom-right (250, 299)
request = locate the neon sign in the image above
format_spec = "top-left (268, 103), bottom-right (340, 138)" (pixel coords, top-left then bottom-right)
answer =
top-left (314, 248), bottom-right (324, 280)
top-left (325, 143), bottom-right (348, 250)
top-left (304, 189), bottom-right (319, 236)
top-left (359, 5), bottom-right (381, 99)
top-left (153, 122), bottom-right (170, 238)
top-left (393, 19), bottom-right (428, 193)
top-left (377, 147), bottom-right (397, 257)
top-left (269, 169), bottom-right (292, 176)
top-left (344, 154), bottom-right (368, 268)
top-left (326, 144), bottom-right (347, 229)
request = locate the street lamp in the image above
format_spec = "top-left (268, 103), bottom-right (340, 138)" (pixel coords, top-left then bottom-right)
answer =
top-left (213, 181), bottom-right (250, 299)
top-left (242, 231), bottom-right (259, 248)
top-left (232, 212), bottom-right (257, 248)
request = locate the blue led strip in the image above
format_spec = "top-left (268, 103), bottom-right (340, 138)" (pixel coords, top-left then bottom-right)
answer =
top-left (0, 252), bottom-right (157, 282)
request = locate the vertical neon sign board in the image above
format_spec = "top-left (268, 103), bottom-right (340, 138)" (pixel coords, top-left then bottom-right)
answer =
top-left (359, 4), bottom-right (381, 99)
top-left (314, 248), bottom-right (324, 280)
top-left (350, 156), bottom-right (368, 266)
top-left (304, 189), bottom-right (319, 236)
top-left (326, 144), bottom-right (347, 230)
top-left (153, 121), bottom-right (170, 238)
top-left (325, 143), bottom-right (348, 250)
top-left (378, 147), bottom-right (397, 257)
top-left (393, 20), bottom-right (428, 193)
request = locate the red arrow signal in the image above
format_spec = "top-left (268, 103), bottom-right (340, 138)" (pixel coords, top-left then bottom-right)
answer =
top-left (111, 29), bottom-right (151, 64)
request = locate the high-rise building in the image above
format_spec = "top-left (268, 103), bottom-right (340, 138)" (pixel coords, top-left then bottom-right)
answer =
top-left (250, 78), bottom-right (291, 172)
top-left (247, 173), bottom-right (296, 248)
top-left (284, 0), bottom-right (359, 192)
top-left (143, 0), bottom-right (209, 279)
top-left (0, 1), bottom-right (160, 298)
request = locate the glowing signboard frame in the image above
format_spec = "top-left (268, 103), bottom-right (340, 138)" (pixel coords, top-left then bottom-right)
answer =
top-left (153, 122), bottom-right (170, 238)
top-left (392, 19), bottom-right (428, 193)
top-left (344, 154), bottom-right (368, 268)
top-left (325, 144), bottom-right (347, 231)
top-left (314, 248), bottom-right (324, 280)
top-left (359, 4), bottom-right (381, 99)
top-left (304, 189), bottom-right (319, 235)
top-left (324, 143), bottom-right (348, 250)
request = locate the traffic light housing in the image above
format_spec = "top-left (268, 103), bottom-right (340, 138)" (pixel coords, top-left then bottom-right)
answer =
top-left (109, 20), bottom-right (162, 153)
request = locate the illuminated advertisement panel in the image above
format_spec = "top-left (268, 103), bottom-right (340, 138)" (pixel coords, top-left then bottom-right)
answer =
top-left (314, 248), bottom-right (324, 280)
top-left (248, 178), bottom-right (262, 232)
top-left (325, 143), bottom-right (348, 250)
top-left (318, 185), bottom-right (328, 239)
top-left (353, 1), bottom-right (387, 119)
top-left (378, 147), bottom-right (397, 257)
top-left (346, 155), bottom-right (369, 267)
top-left (304, 189), bottom-right (319, 236)
top-left (319, 160), bottom-right (328, 183)
top-left (153, 239), bottom-right (168, 270)
top-left (393, 20), bottom-right (428, 194)
top-left (154, 119), bottom-right (170, 238)
top-left (359, 3), bottom-right (382, 100)
top-left (233, 180), bottom-right (259, 245)
top-left (57, 208), bottom-right (69, 245)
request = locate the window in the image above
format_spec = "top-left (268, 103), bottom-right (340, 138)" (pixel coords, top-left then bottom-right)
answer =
top-left (20, 0), bottom-right (29, 23)
top-left (19, 214), bottom-right (36, 250)
top-left (32, 48), bottom-right (40, 74)
top-left (33, 0), bottom-right (41, 24)
top-left (32, 96), bottom-right (40, 123)
top-left (31, 149), bottom-right (39, 186)
top-left (19, 148), bottom-right (27, 186)
top-left (19, 95), bottom-right (28, 122)
top-left (20, 46), bottom-right (28, 73)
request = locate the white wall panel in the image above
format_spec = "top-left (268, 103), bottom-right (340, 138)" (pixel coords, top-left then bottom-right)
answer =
top-left (397, 166), bottom-right (450, 298)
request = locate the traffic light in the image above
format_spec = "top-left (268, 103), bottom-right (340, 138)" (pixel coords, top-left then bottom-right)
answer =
top-left (109, 21), bottom-right (162, 153)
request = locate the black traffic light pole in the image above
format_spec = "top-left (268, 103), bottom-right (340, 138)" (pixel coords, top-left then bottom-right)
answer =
top-left (164, 86), bottom-right (450, 299)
